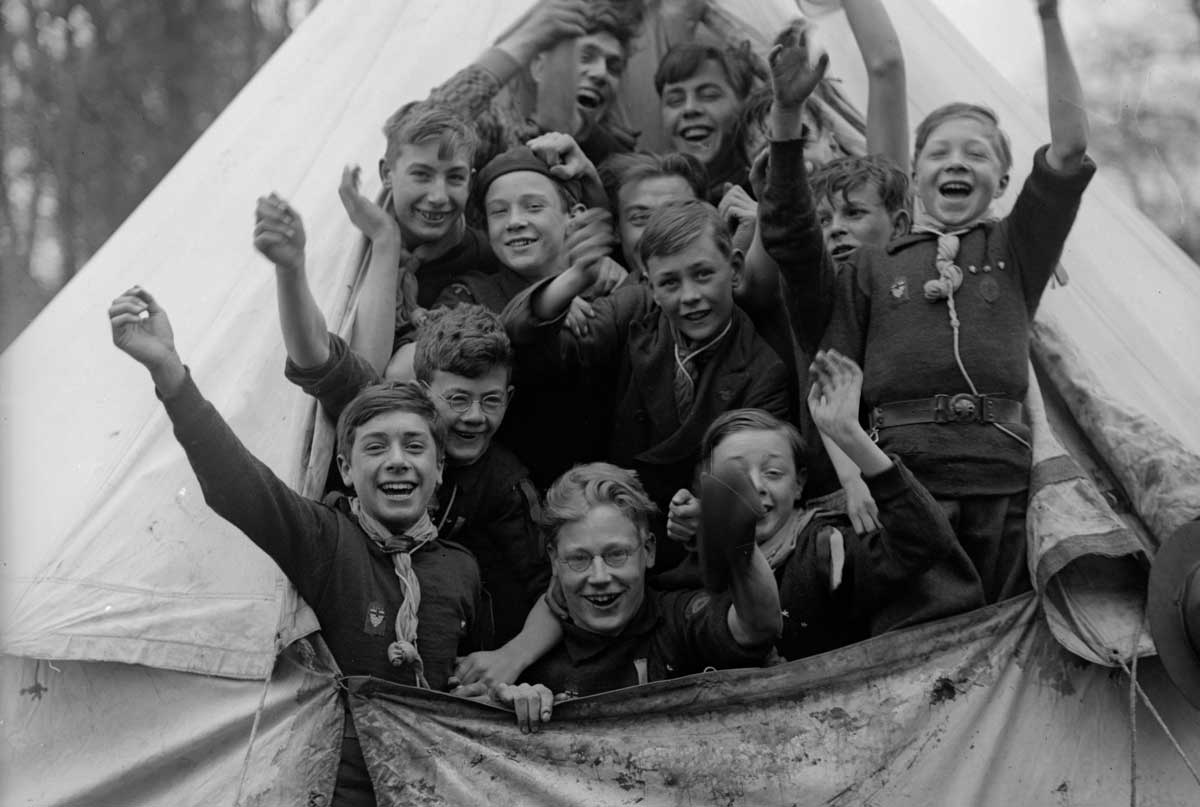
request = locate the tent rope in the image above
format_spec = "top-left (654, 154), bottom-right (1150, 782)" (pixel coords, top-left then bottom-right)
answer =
top-left (233, 669), bottom-right (274, 806)
top-left (1127, 627), bottom-right (1139, 807)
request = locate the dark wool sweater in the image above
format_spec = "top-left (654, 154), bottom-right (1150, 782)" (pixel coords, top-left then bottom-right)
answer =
top-left (824, 146), bottom-right (1096, 497)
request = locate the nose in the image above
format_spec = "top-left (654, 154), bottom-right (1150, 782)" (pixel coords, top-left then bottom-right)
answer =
top-left (425, 174), bottom-right (448, 205)
top-left (384, 443), bottom-right (411, 471)
top-left (749, 468), bottom-right (769, 496)
top-left (828, 216), bottom-right (848, 239)
top-left (680, 277), bottom-right (702, 304)
top-left (681, 93), bottom-right (701, 116)
top-left (581, 55), bottom-right (606, 83)
top-left (459, 398), bottom-right (485, 423)
top-left (505, 207), bottom-right (528, 230)
top-left (585, 555), bottom-right (613, 583)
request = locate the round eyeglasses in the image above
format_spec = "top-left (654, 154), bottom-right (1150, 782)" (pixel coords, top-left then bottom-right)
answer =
top-left (555, 543), bottom-right (644, 573)
top-left (437, 391), bottom-right (507, 415)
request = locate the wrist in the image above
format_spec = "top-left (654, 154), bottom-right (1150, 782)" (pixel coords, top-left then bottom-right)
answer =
top-left (274, 257), bottom-right (305, 278)
top-left (150, 355), bottom-right (187, 398)
top-left (496, 32), bottom-right (540, 67)
top-left (769, 106), bottom-right (805, 140)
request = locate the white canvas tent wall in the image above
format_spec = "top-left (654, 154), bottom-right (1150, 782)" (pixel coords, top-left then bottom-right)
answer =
top-left (2, 1), bottom-right (1198, 804)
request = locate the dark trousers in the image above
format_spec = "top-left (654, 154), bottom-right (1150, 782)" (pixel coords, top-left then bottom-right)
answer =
top-left (937, 488), bottom-right (1031, 603)
top-left (332, 731), bottom-right (376, 807)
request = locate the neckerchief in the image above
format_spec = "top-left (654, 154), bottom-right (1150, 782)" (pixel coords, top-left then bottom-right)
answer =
top-left (393, 216), bottom-right (468, 331)
top-left (350, 499), bottom-right (438, 688)
top-left (910, 224), bottom-right (972, 301)
top-left (672, 318), bottom-right (733, 419)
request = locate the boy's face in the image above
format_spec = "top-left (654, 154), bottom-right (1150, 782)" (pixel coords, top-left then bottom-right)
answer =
top-left (645, 228), bottom-right (739, 345)
top-left (573, 32), bottom-right (625, 126)
top-left (661, 59), bottom-right (741, 167)
top-left (381, 141), bottom-right (471, 246)
top-left (337, 410), bottom-right (443, 533)
top-left (425, 366), bottom-right (511, 467)
top-left (817, 183), bottom-right (907, 262)
top-left (485, 171), bottom-right (569, 280)
top-left (913, 116), bottom-right (1008, 228)
top-left (616, 175), bottom-right (696, 270)
top-left (552, 504), bottom-right (654, 636)
top-left (710, 429), bottom-right (803, 545)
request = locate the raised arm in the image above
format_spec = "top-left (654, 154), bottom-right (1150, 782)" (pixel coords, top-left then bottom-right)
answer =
top-left (528, 208), bottom-right (615, 321)
top-left (253, 194), bottom-right (331, 369)
top-left (844, 0), bottom-right (908, 169)
top-left (340, 165), bottom-right (404, 375)
top-left (1038, 0), bottom-right (1088, 171)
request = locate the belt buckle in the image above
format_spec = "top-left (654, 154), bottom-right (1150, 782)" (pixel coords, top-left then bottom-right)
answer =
top-left (949, 393), bottom-right (979, 423)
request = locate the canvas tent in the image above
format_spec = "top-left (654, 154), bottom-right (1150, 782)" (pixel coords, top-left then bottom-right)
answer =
top-left (2, 0), bottom-right (1199, 804)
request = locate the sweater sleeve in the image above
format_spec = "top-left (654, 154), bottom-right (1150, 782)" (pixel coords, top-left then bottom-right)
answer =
top-left (284, 331), bottom-right (382, 423)
top-left (659, 589), bottom-right (771, 674)
top-left (160, 370), bottom-right (340, 607)
top-left (758, 137), bottom-right (836, 354)
top-left (849, 456), bottom-right (959, 594)
top-left (1004, 144), bottom-right (1097, 314)
top-left (820, 257), bottom-right (871, 366)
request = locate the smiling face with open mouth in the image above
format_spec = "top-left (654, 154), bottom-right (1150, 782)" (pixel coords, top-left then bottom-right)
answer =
top-left (572, 32), bottom-right (624, 128)
top-left (382, 140), bottom-right (471, 247)
top-left (914, 115), bottom-right (1008, 229)
top-left (553, 505), bottom-right (654, 636)
top-left (337, 410), bottom-right (443, 534)
top-left (425, 366), bottom-right (511, 467)
top-left (660, 60), bottom-right (741, 168)
top-left (484, 171), bottom-right (570, 280)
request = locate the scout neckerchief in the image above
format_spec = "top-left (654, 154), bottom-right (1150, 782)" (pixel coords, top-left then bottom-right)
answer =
top-left (392, 216), bottom-right (467, 333)
top-left (349, 499), bottom-right (438, 688)
top-left (672, 319), bottom-right (733, 418)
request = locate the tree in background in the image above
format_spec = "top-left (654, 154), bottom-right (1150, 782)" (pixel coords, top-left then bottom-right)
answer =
top-left (0, 0), bottom-right (318, 348)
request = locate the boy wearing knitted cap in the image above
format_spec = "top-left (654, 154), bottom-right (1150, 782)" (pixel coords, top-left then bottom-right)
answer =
top-left (823, 0), bottom-right (1095, 602)
top-left (108, 287), bottom-right (484, 807)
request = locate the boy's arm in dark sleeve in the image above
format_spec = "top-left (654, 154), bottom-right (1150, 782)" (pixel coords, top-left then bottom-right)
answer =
top-left (661, 589), bottom-right (773, 674)
top-left (849, 456), bottom-right (959, 594)
top-left (758, 137), bottom-right (836, 354)
top-left (426, 49), bottom-right (517, 124)
top-left (161, 371), bottom-right (339, 605)
top-left (1005, 144), bottom-right (1097, 314)
top-left (743, 349), bottom-right (793, 423)
top-left (284, 331), bottom-right (382, 422)
top-left (820, 258), bottom-right (870, 366)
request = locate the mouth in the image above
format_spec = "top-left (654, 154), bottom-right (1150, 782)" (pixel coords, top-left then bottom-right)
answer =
top-left (678, 124), bottom-right (715, 145)
top-left (830, 243), bottom-right (857, 261)
top-left (937, 180), bottom-right (973, 199)
top-left (451, 428), bottom-right (486, 443)
top-left (681, 309), bottom-right (711, 324)
top-left (505, 236), bottom-right (539, 250)
top-left (583, 591), bottom-right (623, 609)
top-left (577, 87), bottom-right (603, 110)
top-left (413, 208), bottom-right (451, 226)
top-left (378, 480), bottom-right (417, 500)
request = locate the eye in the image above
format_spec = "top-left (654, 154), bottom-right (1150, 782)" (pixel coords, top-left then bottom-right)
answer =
top-left (656, 277), bottom-right (680, 290)
top-left (563, 552), bottom-right (592, 571)
top-left (606, 57), bottom-right (624, 75)
top-left (527, 201), bottom-right (545, 212)
top-left (404, 440), bottom-right (427, 453)
top-left (602, 547), bottom-right (633, 567)
top-left (447, 172), bottom-right (468, 185)
top-left (627, 211), bottom-right (650, 226)
top-left (480, 394), bottom-right (507, 412)
top-left (695, 268), bottom-right (714, 281)
top-left (409, 169), bottom-right (431, 181)
top-left (818, 212), bottom-right (832, 227)
top-left (763, 469), bottom-right (784, 480)
top-left (664, 91), bottom-right (684, 108)
top-left (699, 88), bottom-right (724, 102)
top-left (363, 442), bottom-right (386, 454)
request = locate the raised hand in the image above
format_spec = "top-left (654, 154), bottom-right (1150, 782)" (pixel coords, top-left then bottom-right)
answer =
top-left (253, 193), bottom-right (306, 273)
top-left (718, 183), bottom-right (759, 254)
top-left (339, 165), bottom-right (401, 244)
top-left (667, 488), bottom-right (701, 546)
top-left (526, 132), bottom-right (594, 181)
top-left (491, 682), bottom-right (556, 733)
top-left (807, 349), bottom-right (865, 443)
top-left (565, 207), bottom-right (616, 284)
top-left (503, 0), bottom-right (590, 63)
top-left (768, 22), bottom-right (829, 111)
top-left (109, 286), bottom-right (186, 394)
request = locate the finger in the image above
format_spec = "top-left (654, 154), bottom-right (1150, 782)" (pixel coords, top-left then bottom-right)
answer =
top-left (768, 43), bottom-right (783, 67)
top-left (131, 287), bottom-right (164, 314)
top-left (536, 687), bottom-right (554, 727)
top-left (450, 681), bottom-right (488, 698)
top-left (109, 312), bottom-right (147, 330)
top-left (670, 489), bottom-right (694, 507)
top-left (515, 693), bottom-right (534, 733)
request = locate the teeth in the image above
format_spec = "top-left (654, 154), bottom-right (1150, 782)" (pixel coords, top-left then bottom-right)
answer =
top-left (416, 209), bottom-right (448, 222)
top-left (680, 126), bottom-right (712, 142)
top-left (508, 238), bottom-right (535, 247)
top-left (380, 482), bottom-right (415, 495)
top-left (587, 593), bottom-right (619, 606)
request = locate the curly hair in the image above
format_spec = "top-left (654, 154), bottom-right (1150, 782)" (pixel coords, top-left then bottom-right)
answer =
top-left (541, 462), bottom-right (659, 551)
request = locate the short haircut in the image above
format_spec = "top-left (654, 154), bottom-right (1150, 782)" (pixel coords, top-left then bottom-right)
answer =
top-left (653, 41), bottom-right (766, 100)
top-left (581, 1), bottom-right (643, 51)
top-left (638, 199), bottom-right (732, 266)
top-left (914, 102), bottom-right (1012, 175)
top-left (336, 382), bottom-right (447, 461)
top-left (541, 463), bottom-right (659, 552)
top-left (412, 304), bottom-right (514, 385)
top-left (810, 155), bottom-right (911, 216)
top-left (382, 100), bottom-right (479, 167)
top-left (598, 151), bottom-right (708, 216)
top-left (702, 409), bottom-right (806, 473)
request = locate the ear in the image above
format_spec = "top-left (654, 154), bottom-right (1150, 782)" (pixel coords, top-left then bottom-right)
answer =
top-left (336, 453), bottom-right (354, 489)
top-left (728, 248), bottom-right (745, 287)
top-left (995, 173), bottom-right (1010, 197)
top-left (890, 209), bottom-right (911, 240)
top-left (568, 202), bottom-right (587, 218)
top-left (530, 52), bottom-right (546, 85)
top-left (644, 533), bottom-right (657, 569)
top-left (378, 158), bottom-right (392, 189)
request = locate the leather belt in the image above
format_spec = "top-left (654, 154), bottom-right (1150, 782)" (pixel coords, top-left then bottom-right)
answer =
top-left (869, 394), bottom-right (1024, 432)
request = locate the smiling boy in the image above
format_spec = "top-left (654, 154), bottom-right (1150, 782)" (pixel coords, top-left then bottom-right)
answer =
top-left (502, 198), bottom-right (789, 570)
top-left (108, 287), bottom-right (483, 806)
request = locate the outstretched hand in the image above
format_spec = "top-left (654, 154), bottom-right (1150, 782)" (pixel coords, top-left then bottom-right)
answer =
top-left (565, 208), bottom-right (616, 285)
top-left (253, 193), bottom-right (306, 273)
top-left (339, 165), bottom-right (401, 244)
top-left (807, 349), bottom-right (865, 443)
top-left (109, 286), bottom-right (186, 394)
top-left (768, 22), bottom-right (829, 111)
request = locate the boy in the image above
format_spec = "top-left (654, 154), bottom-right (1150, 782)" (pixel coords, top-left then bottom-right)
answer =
top-left (490, 461), bottom-right (780, 731)
top-left (669, 351), bottom-right (980, 660)
top-left (502, 198), bottom-right (790, 570)
top-left (655, 41), bottom-right (764, 202)
top-left (255, 196), bottom-right (548, 643)
top-left (428, 0), bottom-right (641, 171)
top-left (108, 287), bottom-right (483, 806)
top-left (824, 0), bottom-right (1095, 602)
top-left (811, 155), bottom-right (911, 265)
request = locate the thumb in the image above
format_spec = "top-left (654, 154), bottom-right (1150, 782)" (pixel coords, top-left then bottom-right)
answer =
top-left (549, 165), bottom-right (573, 180)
